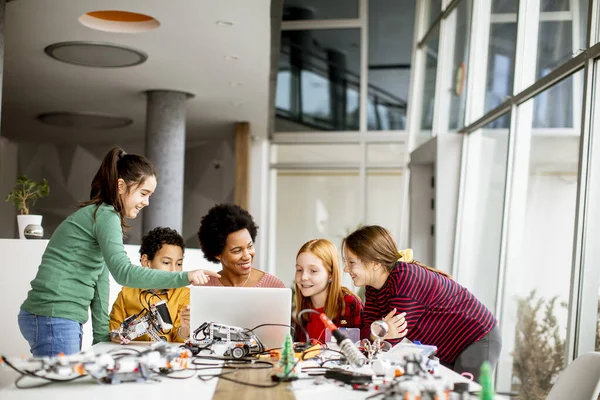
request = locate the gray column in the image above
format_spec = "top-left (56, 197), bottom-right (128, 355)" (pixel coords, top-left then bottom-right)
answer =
top-left (143, 90), bottom-right (193, 234)
top-left (0, 0), bottom-right (6, 132)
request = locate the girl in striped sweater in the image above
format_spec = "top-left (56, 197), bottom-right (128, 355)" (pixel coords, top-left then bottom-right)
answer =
top-left (342, 225), bottom-right (501, 382)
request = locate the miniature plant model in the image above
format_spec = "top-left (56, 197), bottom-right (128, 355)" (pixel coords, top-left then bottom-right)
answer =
top-left (5, 175), bottom-right (50, 215)
top-left (276, 333), bottom-right (297, 380)
top-left (479, 361), bottom-right (495, 400)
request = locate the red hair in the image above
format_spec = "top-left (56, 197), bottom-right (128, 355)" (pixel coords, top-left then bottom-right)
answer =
top-left (295, 239), bottom-right (359, 325)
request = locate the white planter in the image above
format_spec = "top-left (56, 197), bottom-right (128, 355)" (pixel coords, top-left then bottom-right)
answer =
top-left (17, 215), bottom-right (43, 239)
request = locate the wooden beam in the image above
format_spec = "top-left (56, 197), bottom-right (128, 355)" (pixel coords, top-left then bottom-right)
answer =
top-left (234, 122), bottom-right (251, 209)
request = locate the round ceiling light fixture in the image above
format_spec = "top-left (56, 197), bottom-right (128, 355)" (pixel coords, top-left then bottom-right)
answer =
top-left (79, 10), bottom-right (160, 33)
top-left (224, 55), bottom-right (239, 61)
top-left (216, 20), bottom-right (234, 26)
top-left (37, 112), bottom-right (133, 130)
top-left (44, 41), bottom-right (147, 68)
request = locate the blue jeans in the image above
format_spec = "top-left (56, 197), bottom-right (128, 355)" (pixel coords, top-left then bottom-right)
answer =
top-left (18, 309), bottom-right (83, 357)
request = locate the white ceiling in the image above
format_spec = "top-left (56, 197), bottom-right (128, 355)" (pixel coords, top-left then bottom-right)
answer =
top-left (2, 0), bottom-right (271, 144)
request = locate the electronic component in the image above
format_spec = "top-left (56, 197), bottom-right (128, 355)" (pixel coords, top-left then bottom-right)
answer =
top-left (324, 368), bottom-right (373, 384)
top-left (183, 321), bottom-right (264, 358)
top-left (319, 314), bottom-right (367, 368)
top-left (117, 300), bottom-right (174, 343)
top-left (1, 342), bottom-right (192, 385)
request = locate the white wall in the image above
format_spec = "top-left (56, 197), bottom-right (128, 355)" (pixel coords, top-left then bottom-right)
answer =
top-left (8, 140), bottom-right (235, 249)
top-left (0, 239), bottom-right (217, 370)
top-left (273, 171), bottom-right (362, 289)
top-left (409, 164), bottom-right (435, 267)
top-left (0, 138), bottom-right (17, 238)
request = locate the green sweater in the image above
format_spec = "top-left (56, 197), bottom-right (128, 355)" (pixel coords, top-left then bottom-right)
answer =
top-left (21, 204), bottom-right (190, 343)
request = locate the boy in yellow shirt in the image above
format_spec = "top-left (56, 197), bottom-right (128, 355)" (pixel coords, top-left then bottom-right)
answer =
top-left (110, 227), bottom-right (191, 343)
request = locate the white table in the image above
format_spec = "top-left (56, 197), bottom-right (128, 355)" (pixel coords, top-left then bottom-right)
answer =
top-left (0, 342), bottom-right (221, 399)
top-left (1, 342), bottom-right (509, 399)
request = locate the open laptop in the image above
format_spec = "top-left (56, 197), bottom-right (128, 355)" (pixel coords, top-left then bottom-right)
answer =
top-left (189, 286), bottom-right (292, 350)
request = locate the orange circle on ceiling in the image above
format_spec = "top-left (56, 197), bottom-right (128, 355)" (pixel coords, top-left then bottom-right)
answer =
top-left (79, 11), bottom-right (160, 33)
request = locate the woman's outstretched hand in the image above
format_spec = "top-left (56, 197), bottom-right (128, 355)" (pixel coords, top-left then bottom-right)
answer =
top-left (188, 269), bottom-right (221, 286)
top-left (383, 308), bottom-right (408, 340)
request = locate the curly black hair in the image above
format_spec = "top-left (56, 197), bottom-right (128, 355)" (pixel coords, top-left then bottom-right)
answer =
top-left (139, 227), bottom-right (185, 261)
top-left (197, 204), bottom-right (258, 263)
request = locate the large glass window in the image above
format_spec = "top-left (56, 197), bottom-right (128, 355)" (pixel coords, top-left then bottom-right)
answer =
top-left (482, 0), bottom-right (588, 128)
top-left (427, 0), bottom-right (443, 27)
top-left (419, 26), bottom-right (440, 142)
top-left (535, 0), bottom-right (588, 79)
top-left (484, 1), bottom-right (518, 126)
top-left (448, 0), bottom-right (472, 130)
top-left (276, 29), bottom-right (361, 132)
top-left (368, 0), bottom-right (414, 131)
top-left (582, 61), bottom-right (600, 356)
top-left (456, 116), bottom-right (510, 312)
top-left (282, 0), bottom-right (359, 20)
top-left (493, 0), bottom-right (518, 13)
top-left (498, 72), bottom-right (583, 398)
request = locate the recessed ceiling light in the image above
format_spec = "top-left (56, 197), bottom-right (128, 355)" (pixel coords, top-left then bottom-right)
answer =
top-left (216, 20), bottom-right (234, 26)
top-left (224, 55), bottom-right (239, 61)
top-left (79, 11), bottom-right (160, 33)
top-left (37, 112), bottom-right (133, 130)
top-left (231, 101), bottom-right (244, 107)
top-left (229, 81), bottom-right (242, 87)
top-left (44, 41), bottom-right (147, 68)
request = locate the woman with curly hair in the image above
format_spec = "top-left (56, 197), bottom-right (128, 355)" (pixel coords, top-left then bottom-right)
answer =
top-left (197, 204), bottom-right (285, 288)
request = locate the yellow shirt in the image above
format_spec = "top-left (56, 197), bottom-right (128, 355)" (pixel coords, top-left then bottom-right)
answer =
top-left (109, 287), bottom-right (190, 343)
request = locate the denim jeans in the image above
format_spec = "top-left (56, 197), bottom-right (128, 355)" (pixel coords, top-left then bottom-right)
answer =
top-left (18, 309), bottom-right (83, 357)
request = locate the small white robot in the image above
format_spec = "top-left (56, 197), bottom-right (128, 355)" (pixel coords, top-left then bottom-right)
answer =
top-left (183, 322), bottom-right (264, 359)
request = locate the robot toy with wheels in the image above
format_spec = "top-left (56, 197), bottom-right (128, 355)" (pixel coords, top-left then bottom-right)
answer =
top-left (116, 300), bottom-right (173, 343)
top-left (183, 322), bottom-right (264, 359)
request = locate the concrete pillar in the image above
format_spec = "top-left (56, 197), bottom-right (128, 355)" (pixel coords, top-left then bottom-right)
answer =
top-left (0, 0), bottom-right (6, 132)
top-left (143, 90), bottom-right (193, 234)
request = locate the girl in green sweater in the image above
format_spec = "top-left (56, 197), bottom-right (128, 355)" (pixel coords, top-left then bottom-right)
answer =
top-left (19, 147), bottom-right (219, 357)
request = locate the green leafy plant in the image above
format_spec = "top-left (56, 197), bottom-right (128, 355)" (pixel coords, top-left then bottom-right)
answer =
top-left (4, 175), bottom-right (50, 215)
top-left (512, 290), bottom-right (566, 400)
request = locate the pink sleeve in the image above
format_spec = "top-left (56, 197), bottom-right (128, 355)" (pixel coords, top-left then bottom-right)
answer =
top-left (260, 273), bottom-right (286, 288)
top-left (204, 276), bottom-right (222, 287)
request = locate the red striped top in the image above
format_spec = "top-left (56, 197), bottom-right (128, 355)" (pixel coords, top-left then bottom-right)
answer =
top-left (361, 262), bottom-right (497, 364)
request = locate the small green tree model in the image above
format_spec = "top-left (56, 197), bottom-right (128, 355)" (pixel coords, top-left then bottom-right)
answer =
top-left (4, 175), bottom-right (50, 215)
top-left (479, 361), bottom-right (495, 400)
top-left (276, 333), bottom-right (296, 379)
top-left (512, 290), bottom-right (565, 400)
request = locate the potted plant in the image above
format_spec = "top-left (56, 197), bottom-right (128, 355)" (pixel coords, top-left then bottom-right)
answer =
top-left (5, 175), bottom-right (50, 239)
